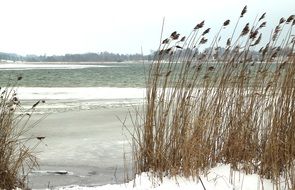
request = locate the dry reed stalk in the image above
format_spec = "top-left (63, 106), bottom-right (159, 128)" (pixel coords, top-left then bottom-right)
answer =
top-left (0, 79), bottom-right (44, 189)
top-left (131, 6), bottom-right (295, 190)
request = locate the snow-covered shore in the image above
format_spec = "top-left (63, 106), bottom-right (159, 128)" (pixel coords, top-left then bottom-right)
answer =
top-left (54, 164), bottom-right (284, 190)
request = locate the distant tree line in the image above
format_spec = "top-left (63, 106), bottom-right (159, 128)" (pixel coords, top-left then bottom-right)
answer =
top-left (1, 47), bottom-right (291, 63)
top-left (0, 51), bottom-right (154, 62)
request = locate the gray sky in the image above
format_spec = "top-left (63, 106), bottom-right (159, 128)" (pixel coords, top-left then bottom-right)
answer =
top-left (0, 0), bottom-right (294, 55)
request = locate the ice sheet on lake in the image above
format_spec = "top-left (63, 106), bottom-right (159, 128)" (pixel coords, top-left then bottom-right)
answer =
top-left (15, 87), bottom-right (146, 113)
top-left (17, 87), bottom-right (146, 100)
top-left (0, 63), bottom-right (123, 70)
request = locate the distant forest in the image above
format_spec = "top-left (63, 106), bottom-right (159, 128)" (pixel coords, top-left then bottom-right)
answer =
top-left (0, 51), bottom-right (154, 62)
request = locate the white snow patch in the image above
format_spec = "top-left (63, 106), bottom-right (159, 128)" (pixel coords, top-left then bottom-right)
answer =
top-left (15, 87), bottom-right (146, 100)
top-left (54, 164), bottom-right (283, 190)
top-left (0, 63), bottom-right (119, 70)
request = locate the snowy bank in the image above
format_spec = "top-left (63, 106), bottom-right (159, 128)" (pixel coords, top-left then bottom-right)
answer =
top-left (55, 165), bottom-right (285, 190)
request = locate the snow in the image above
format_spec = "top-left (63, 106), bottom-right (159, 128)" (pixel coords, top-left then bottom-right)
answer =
top-left (8, 87), bottom-right (146, 113)
top-left (54, 164), bottom-right (282, 190)
top-left (16, 87), bottom-right (146, 100)
top-left (0, 63), bottom-right (120, 70)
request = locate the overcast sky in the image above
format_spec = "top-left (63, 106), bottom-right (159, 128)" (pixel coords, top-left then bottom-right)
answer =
top-left (0, 0), bottom-right (294, 55)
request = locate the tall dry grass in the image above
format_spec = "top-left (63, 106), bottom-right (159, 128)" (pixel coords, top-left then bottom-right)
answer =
top-left (132, 7), bottom-right (295, 189)
top-left (0, 78), bottom-right (43, 189)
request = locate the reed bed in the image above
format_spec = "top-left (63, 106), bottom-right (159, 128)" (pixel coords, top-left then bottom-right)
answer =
top-left (132, 7), bottom-right (295, 189)
top-left (0, 78), bottom-right (43, 189)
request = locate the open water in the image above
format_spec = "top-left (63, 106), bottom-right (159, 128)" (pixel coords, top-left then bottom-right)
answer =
top-left (0, 62), bottom-right (148, 87)
top-left (0, 62), bottom-right (150, 113)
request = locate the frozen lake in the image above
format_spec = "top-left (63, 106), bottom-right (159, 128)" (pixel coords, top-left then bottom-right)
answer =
top-left (0, 63), bottom-right (146, 189)
top-left (24, 107), bottom-right (137, 189)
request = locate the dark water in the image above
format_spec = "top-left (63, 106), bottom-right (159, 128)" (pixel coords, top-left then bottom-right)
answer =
top-left (0, 62), bottom-right (280, 89)
top-left (0, 63), bottom-right (149, 87)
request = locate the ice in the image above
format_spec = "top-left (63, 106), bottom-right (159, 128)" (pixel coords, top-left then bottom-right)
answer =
top-left (16, 87), bottom-right (146, 100)
top-left (0, 63), bottom-right (122, 70)
top-left (13, 87), bottom-right (146, 113)
top-left (25, 108), bottom-right (135, 189)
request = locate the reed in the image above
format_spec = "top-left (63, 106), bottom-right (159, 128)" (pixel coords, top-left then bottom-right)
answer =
top-left (132, 7), bottom-right (295, 189)
top-left (0, 78), bottom-right (43, 189)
